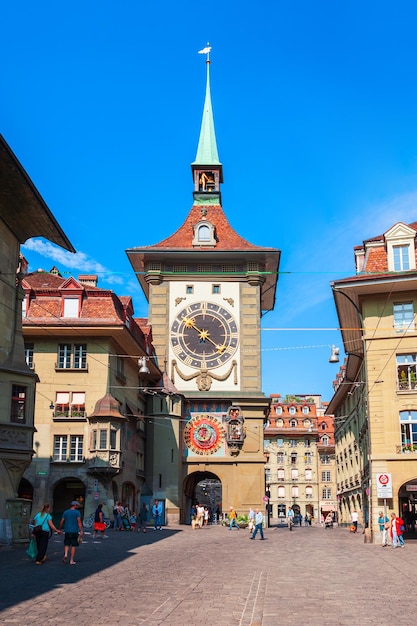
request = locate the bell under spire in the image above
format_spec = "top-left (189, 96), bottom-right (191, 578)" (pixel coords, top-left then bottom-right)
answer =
top-left (191, 46), bottom-right (223, 203)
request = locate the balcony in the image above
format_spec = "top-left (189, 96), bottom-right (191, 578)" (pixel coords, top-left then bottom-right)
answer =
top-left (53, 409), bottom-right (87, 421)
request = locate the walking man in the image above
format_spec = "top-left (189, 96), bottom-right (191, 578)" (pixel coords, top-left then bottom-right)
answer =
top-left (152, 499), bottom-right (162, 531)
top-left (250, 509), bottom-right (264, 540)
top-left (59, 501), bottom-right (83, 565)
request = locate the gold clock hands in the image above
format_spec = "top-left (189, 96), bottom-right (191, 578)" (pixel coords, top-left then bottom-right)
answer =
top-left (183, 316), bottom-right (226, 354)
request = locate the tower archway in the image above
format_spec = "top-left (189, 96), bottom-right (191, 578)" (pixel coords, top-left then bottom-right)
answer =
top-left (52, 477), bottom-right (86, 525)
top-left (183, 471), bottom-right (222, 524)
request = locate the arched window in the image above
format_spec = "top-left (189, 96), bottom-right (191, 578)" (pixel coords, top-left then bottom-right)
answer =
top-left (321, 435), bottom-right (329, 446)
top-left (278, 485), bottom-right (285, 499)
top-left (291, 485), bottom-right (299, 498)
top-left (198, 224), bottom-right (210, 241)
top-left (302, 406), bottom-right (309, 414)
top-left (289, 406), bottom-right (296, 415)
top-left (290, 419), bottom-right (297, 428)
top-left (276, 406), bottom-right (283, 415)
top-left (306, 485), bottom-right (313, 498)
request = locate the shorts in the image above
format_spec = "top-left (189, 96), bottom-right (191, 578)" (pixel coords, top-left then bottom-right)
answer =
top-left (64, 532), bottom-right (80, 547)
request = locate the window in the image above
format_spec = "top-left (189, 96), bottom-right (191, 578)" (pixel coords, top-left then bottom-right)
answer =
top-left (397, 354), bottom-right (417, 390)
top-left (320, 455), bottom-right (330, 464)
top-left (290, 419), bottom-right (297, 428)
top-left (277, 438), bottom-right (284, 447)
top-left (63, 298), bottom-right (79, 318)
top-left (110, 429), bottom-right (117, 450)
top-left (278, 486), bottom-right (285, 499)
top-left (278, 468), bottom-right (285, 479)
top-left (11, 385), bottom-right (27, 423)
top-left (24, 343), bottom-right (34, 369)
top-left (322, 471), bottom-right (331, 482)
top-left (289, 407), bottom-right (296, 415)
top-left (99, 429), bottom-right (107, 449)
top-left (306, 485), bottom-right (313, 498)
top-left (290, 453), bottom-right (297, 464)
top-left (305, 452), bottom-right (312, 464)
top-left (277, 453), bottom-right (284, 464)
top-left (304, 438), bottom-right (310, 447)
top-left (54, 392), bottom-right (86, 418)
top-left (212, 284), bottom-right (220, 294)
top-left (290, 439), bottom-right (297, 447)
top-left (276, 419), bottom-right (284, 428)
top-left (321, 422), bottom-right (327, 430)
top-left (393, 245), bottom-right (410, 271)
top-left (400, 411), bottom-right (417, 449)
top-left (116, 357), bottom-right (125, 383)
top-left (305, 469), bottom-right (312, 480)
top-left (57, 344), bottom-right (87, 369)
top-left (276, 406), bottom-right (282, 415)
top-left (322, 488), bottom-right (332, 499)
top-left (53, 435), bottom-right (83, 461)
top-left (22, 297), bottom-right (27, 318)
top-left (265, 469), bottom-right (271, 482)
top-left (291, 485), bottom-right (299, 498)
top-left (321, 435), bottom-right (329, 446)
top-left (91, 429), bottom-right (97, 450)
top-left (54, 435), bottom-right (67, 461)
top-left (291, 468), bottom-right (298, 480)
top-left (394, 303), bottom-right (415, 331)
top-left (302, 406), bottom-right (309, 414)
top-left (186, 285), bottom-right (194, 294)
top-left (70, 435), bottom-right (84, 461)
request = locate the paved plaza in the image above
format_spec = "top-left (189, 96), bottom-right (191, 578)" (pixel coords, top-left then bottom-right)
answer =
top-left (0, 522), bottom-right (416, 625)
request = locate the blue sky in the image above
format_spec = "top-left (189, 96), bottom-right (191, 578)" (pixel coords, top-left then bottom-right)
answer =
top-left (3, 1), bottom-right (417, 401)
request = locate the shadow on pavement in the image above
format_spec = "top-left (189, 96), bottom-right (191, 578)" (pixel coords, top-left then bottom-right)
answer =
top-left (0, 527), bottom-right (181, 613)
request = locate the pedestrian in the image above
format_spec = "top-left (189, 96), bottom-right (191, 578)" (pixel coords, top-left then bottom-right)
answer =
top-left (216, 505), bottom-right (221, 524)
top-left (248, 507), bottom-right (255, 532)
top-left (250, 509), bottom-right (264, 540)
top-left (138, 503), bottom-right (148, 533)
top-left (378, 511), bottom-right (389, 546)
top-left (129, 511), bottom-right (137, 531)
top-left (229, 507), bottom-right (239, 530)
top-left (351, 510), bottom-right (358, 533)
top-left (59, 501), bottom-right (83, 565)
top-left (152, 499), bottom-right (162, 531)
top-left (113, 501), bottom-right (123, 531)
top-left (389, 512), bottom-right (406, 548)
top-left (204, 507), bottom-right (209, 526)
top-left (196, 503), bottom-right (205, 528)
top-left (287, 507), bottom-right (295, 529)
top-left (93, 503), bottom-right (108, 539)
top-left (32, 503), bottom-right (61, 565)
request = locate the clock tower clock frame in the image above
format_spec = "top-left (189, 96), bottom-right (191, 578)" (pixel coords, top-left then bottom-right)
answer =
top-left (126, 51), bottom-right (280, 525)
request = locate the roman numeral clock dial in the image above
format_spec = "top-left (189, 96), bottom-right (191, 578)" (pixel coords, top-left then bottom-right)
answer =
top-left (171, 302), bottom-right (238, 369)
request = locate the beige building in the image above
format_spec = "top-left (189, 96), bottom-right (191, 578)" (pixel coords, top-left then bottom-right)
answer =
top-left (327, 219), bottom-right (417, 541)
top-left (0, 135), bottom-right (74, 543)
top-left (126, 56), bottom-right (280, 522)
top-left (21, 270), bottom-right (161, 524)
top-left (264, 394), bottom-right (336, 524)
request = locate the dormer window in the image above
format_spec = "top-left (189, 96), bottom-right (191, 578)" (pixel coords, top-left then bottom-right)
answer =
top-left (385, 223), bottom-right (416, 272)
top-left (63, 297), bottom-right (80, 318)
top-left (192, 218), bottom-right (216, 247)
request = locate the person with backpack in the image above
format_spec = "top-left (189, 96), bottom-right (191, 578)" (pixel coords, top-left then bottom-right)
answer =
top-left (32, 503), bottom-right (61, 564)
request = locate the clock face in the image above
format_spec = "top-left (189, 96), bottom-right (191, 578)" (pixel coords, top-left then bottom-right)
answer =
top-left (171, 301), bottom-right (238, 369)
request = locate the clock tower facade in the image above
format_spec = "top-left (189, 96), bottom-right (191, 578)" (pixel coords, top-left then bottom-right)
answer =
top-left (127, 53), bottom-right (280, 524)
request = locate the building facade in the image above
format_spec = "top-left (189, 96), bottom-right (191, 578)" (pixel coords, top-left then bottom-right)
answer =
top-left (327, 220), bottom-right (417, 541)
top-left (21, 270), bottom-right (161, 524)
top-left (126, 54), bottom-right (280, 522)
top-left (264, 394), bottom-right (336, 524)
top-left (0, 135), bottom-right (74, 543)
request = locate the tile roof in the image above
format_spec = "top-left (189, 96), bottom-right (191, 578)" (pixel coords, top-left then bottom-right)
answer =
top-left (138, 205), bottom-right (273, 251)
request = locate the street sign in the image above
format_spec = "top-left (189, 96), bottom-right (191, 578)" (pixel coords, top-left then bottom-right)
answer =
top-left (376, 473), bottom-right (392, 498)
top-left (262, 496), bottom-right (269, 503)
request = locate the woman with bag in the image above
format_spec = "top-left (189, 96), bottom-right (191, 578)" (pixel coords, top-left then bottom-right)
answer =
top-left (32, 503), bottom-right (61, 564)
top-left (93, 503), bottom-right (108, 538)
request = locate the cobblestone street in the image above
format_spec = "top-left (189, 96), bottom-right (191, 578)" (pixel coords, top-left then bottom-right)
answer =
top-left (1, 523), bottom-right (416, 625)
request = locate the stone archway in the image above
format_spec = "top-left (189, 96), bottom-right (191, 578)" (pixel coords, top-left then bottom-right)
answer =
top-left (52, 477), bottom-right (86, 525)
top-left (398, 477), bottom-right (417, 535)
top-left (17, 477), bottom-right (33, 501)
top-left (183, 471), bottom-right (222, 524)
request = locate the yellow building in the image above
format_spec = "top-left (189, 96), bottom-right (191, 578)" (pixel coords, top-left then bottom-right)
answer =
top-left (21, 270), bottom-right (160, 523)
top-left (327, 220), bottom-right (417, 541)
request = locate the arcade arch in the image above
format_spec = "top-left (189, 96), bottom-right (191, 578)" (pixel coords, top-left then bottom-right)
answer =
top-left (183, 471), bottom-right (222, 524)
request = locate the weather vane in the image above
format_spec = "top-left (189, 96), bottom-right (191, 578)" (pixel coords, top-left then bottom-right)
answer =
top-left (198, 43), bottom-right (212, 61)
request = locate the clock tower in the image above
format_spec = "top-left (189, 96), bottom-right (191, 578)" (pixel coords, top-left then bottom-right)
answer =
top-left (126, 51), bottom-right (280, 524)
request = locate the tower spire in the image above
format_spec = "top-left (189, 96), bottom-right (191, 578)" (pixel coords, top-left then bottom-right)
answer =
top-left (193, 44), bottom-right (221, 167)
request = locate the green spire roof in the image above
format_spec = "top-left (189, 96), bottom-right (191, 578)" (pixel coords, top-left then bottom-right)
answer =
top-left (192, 60), bottom-right (221, 166)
